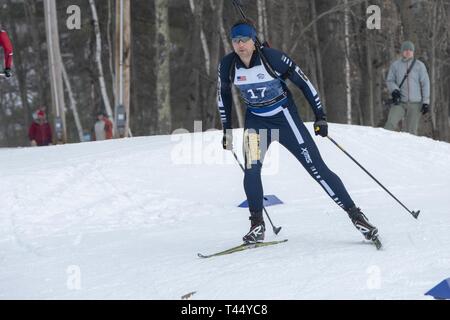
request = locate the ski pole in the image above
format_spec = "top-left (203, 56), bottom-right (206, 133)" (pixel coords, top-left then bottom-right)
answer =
top-left (231, 150), bottom-right (282, 235)
top-left (326, 136), bottom-right (420, 219)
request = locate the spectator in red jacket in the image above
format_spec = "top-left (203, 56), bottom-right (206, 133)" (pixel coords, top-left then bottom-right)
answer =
top-left (0, 29), bottom-right (13, 78)
top-left (29, 110), bottom-right (52, 146)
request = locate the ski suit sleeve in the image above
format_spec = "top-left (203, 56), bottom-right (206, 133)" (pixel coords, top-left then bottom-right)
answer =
top-left (217, 53), bottom-right (235, 131)
top-left (419, 62), bottom-right (430, 105)
top-left (386, 61), bottom-right (399, 94)
top-left (262, 47), bottom-right (326, 120)
top-left (0, 30), bottom-right (13, 69)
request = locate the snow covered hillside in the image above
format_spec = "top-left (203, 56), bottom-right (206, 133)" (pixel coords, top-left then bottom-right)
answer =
top-left (1, 123), bottom-right (449, 299)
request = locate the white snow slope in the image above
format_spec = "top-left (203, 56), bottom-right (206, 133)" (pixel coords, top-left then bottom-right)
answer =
top-left (1, 123), bottom-right (449, 300)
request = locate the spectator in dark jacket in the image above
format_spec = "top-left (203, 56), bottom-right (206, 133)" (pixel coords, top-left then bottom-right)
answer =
top-left (29, 110), bottom-right (52, 146)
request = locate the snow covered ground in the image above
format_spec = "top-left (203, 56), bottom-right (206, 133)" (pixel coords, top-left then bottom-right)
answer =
top-left (1, 123), bottom-right (449, 299)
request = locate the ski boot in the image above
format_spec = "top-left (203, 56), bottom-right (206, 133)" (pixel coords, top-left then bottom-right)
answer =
top-left (243, 214), bottom-right (265, 244)
top-left (347, 206), bottom-right (382, 249)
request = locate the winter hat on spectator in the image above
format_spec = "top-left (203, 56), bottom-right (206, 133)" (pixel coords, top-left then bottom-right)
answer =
top-left (401, 41), bottom-right (415, 52)
top-left (37, 110), bottom-right (45, 117)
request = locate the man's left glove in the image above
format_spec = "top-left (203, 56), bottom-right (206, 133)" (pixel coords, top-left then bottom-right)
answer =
top-left (314, 117), bottom-right (328, 137)
top-left (421, 104), bottom-right (429, 115)
top-left (222, 129), bottom-right (233, 150)
top-left (3, 68), bottom-right (12, 78)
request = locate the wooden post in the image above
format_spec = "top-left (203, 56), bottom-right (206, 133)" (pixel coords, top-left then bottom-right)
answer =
top-left (114, 0), bottom-right (131, 138)
top-left (44, 0), bottom-right (67, 143)
top-left (123, 0), bottom-right (131, 137)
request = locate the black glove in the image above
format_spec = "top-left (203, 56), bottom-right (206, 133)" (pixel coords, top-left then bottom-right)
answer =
top-left (421, 104), bottom-right (429, 115)
top-left (391, 89), bottom-right (401, 105)
top-left (314, 118), bottom-right (328, 137)
top-left (3, 68), bottom-right (12, 78)
top-left (222, 129), bottom-right (233, 150)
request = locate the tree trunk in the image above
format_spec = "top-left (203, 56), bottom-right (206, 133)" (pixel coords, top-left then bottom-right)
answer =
top-left (24, 0), bottom-right (48, 107)
top-left (395, 0), bottom-right (418, 44)
top-left (44, 0), bottom-right (67, 143)
top-left (190, 0), bottom-right (210, 76)
top-left (364, 1), bottom-right (374, 127)
top-left (310, 0), bottom-right (326, 110)
top-left (89, 0), bottom-right (113, 118)
top-left (107, 0), bottom-right (115, 104)
top-left (155, 0), bottom-right (171, 133)
top-left (343, 0), bottom-right (352, 124)
top-left (123, 0), bottom-right (131, 137)
top-left (317, 0), bottom-right (347, 123)
top-left (61, 59), bottom-right (84, 142)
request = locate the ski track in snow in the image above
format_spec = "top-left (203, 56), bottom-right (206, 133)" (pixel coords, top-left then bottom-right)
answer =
top-left (0, 124), bottom-right (449, 299)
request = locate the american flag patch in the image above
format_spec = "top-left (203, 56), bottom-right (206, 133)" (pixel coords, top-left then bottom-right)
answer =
top-left (237, 76), bottom-right (246, 81)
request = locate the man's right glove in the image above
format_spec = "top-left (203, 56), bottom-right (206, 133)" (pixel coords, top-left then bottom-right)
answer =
top-left (222, 129), bottom-right (233, 150)
top-left (391, 89), bottom-right (401, 105)
top-left (3, 68), bottom-right (12, 78)
top-left (314, 117), bottom-right (328, 137)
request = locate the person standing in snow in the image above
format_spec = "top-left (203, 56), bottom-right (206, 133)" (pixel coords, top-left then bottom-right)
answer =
top-left (29, 109), bottom-right (52, 146)
top-left (217, 20), bottom-right (379, 244)
top-left (384, 41), bottom-right (430, 135)
top-left (0, 29), bottom-right (13, 78)
top-left (93, 111), bottom-right (113, 141)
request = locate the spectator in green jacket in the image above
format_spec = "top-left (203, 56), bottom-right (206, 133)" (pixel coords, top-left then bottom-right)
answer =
top-left (384, 41), bottom-right (430, 135)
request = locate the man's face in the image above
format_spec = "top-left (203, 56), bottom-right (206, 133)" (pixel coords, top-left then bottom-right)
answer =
top-left (402, 49), bottom-right (414, 59)
top-left (232, 37), bottom-right (255, 60)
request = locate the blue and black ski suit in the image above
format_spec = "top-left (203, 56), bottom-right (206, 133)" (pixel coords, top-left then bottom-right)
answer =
top-left (217, 47), bottom-right (355, 216)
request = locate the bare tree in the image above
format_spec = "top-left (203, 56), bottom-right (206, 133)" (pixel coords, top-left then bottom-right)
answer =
top-left (107, 0), bottom-right (115, 104)
top-left (343, 0), bottom-right (352, 124)
top-left (309, 0), bottom-right (326, 110)
top-left (114, 0), bottom-right (131, 137)
top-left (155, 0), bottom-right (171, 133)
top-left (44, 0), bottom-right (67, 143)
top-left (190, 0), bottom-right (210, 76)
top-left (61, 60), bottom-right (84, 142)
top-left (89, 0), bottom-right (113, 118)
